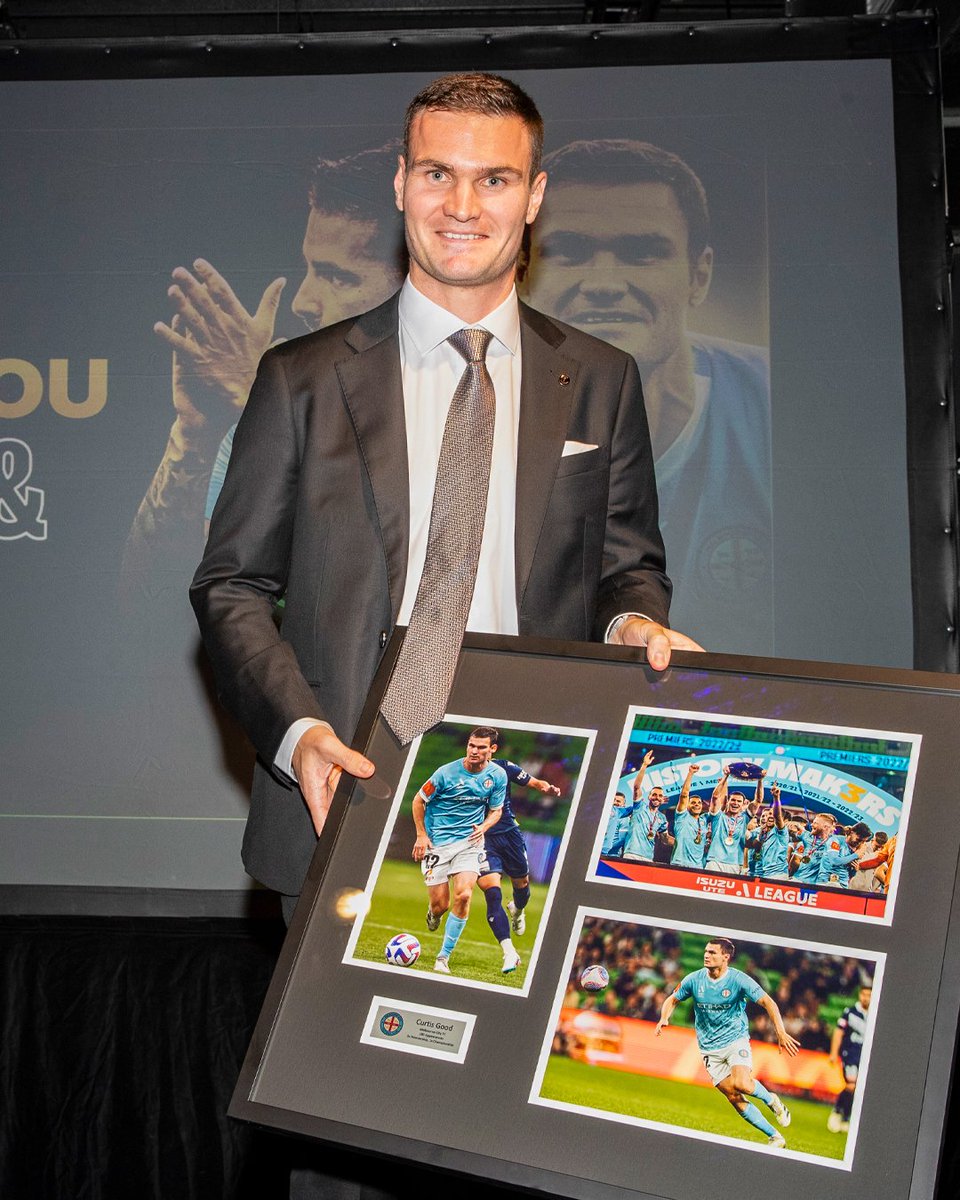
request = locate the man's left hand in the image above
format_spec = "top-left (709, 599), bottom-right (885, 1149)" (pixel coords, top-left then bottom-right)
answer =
top-left (614, 618), bottom-right (704, 671)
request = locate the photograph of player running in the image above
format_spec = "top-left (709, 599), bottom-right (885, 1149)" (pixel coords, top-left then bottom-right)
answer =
top-left (533, 911), bottom-right (881, 1165)
top-left (346, 718), bottom-right (591, 993)
top-left (591, 706), bottom-right (918, 923)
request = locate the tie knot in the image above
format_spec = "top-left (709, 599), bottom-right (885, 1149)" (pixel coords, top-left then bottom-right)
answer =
top-left (448, 327), bottom-right (493, 364)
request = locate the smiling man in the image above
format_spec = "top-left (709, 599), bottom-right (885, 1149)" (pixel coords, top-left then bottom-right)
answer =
top-left (527, 139), bottom-right (772, 652)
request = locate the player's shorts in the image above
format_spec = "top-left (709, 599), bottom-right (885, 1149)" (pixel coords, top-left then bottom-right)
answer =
top-left (420, 837), bottom-right (487, 887)
top-left (702, 1036), bottom-right (753, 1086)
top-left (704, 859), bottom-right (745, 876)
top-left (621, 852), bottom-right (655, 863)
top-left (842, 1061), bottom-right (860, 1085)
top-left (480, 825), bottom-right (529, 879)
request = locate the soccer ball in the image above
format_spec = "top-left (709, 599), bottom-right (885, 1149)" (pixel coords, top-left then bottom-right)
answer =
top-left (385, 933), bottom-right (421, 967)
top-left (580, 964), bottom-right (609, 992)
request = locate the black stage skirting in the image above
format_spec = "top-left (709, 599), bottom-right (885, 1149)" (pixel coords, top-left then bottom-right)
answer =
top-left (2, 914), bottom-right (958, 1199)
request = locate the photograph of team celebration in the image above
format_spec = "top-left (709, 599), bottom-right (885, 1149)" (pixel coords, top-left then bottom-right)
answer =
top-left (531, 912), bottom-right (881, 1166)
top-left (589, 707), bottom-right (918, 922)
top-left (344, 718), bottom-right (592, 992)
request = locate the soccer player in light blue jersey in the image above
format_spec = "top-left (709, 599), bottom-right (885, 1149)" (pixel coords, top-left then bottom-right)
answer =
top-left (705, 765), bottom-right (758, 875)
top-left (601, 791), bottom-right (633, 857)
top-left (789, 810), bottom-right (862, 885)
top-left (656, 938), bottom-right (800, 1148)
top-left (412, 727), bottom-right (511, 975)
top-left (670, 762), bottom-right (708, 869)
top-left (746, 781), bottom-right (790, 879)
top-left (623, 749), bottom-right (674, 862)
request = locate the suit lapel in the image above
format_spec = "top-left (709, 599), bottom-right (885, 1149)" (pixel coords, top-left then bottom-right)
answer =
top-left (515, 303), bottom-right (578, 608)
top-left (336, 294), bottom-right (409, 618)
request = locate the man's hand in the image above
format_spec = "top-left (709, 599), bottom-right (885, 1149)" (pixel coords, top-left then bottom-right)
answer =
top-left (533, 779), bottom-right (561, 796)
top-left (614, 618), bottom-right (704, 671)
top-left (412, 833), bottom-right (433, 862)
top-left (777, 1029), bottom-right (802, 1057)
top-left (291, 724), bottom-right (375, 837)
top-left (655, 1017), bottom-right (669, 1037)
top-left (154, 258), bottom-right (286, 433)
top-left (468, 823), bottom-right (486, 846)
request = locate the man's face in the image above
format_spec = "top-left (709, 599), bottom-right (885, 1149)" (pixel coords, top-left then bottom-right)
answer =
top-left (813, 814), bottom-right (835, 837)
top-left (527, 181), bottom-right (712, 372)
top-left (859, 987), bottom-right (872, 1011)
top-left (293, 209), bottom-right (397, 331)
top-left (394, 109), bottom-right (546, 309)
top-left (613, 792), bottom-right (626, 808)
top-left (688, 796), bottom-right (703, 816)
top-left (703, 943), bottom-right (728, 971)
top-left (761, 810), bottom-right (776, 830)
top-left (464, 736), bottom-right (495, 770)
top-left (648, 787), bottom-right (664, 809)
top-left (726, 792), bottom-right (745, 816)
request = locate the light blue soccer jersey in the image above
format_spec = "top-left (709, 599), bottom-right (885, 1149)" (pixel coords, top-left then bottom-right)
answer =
top-left (672, 809), bottom-right (708, 868)
top-left (815, 836), bottom-right (858, 887)
top-left (602, 803), bottom-right (634, 856)
top-left (624, 802), bottom-right (668, 859)
top-left (706, 811), bottom-right (749, 868)
top-left (750, 824), bottom-right (790, 877)
top-left (421, 759), bottom-right (506, 846)
top-left (674, 966), bottom-right (765, 1052)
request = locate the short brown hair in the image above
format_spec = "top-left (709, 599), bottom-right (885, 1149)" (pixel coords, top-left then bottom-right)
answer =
top-left (403, 72), bottom-right (544, 180)
top-left (708, 938), bottom-right (736, 961)
top-left (469, 726), bottom-right (499, 745)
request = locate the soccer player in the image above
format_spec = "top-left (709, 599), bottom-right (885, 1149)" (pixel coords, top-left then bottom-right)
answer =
top-left (475, 738), bottom-right (562, 956)
top-left (412, 727), bottom-right (512, 974)
top-left (789, 811), bottom-right (861, 886)
top-left (670, 762), bottom-right (708, 869)
top-left (622, 750), bottom-right (674, 862)
top-left (704, 765), bottom-right (756, 875)
top-left (656, 937), bottom-right (800, 1148)
top-left (601, 790), bottom-right (633, 858)
top-left (827, 984), bottom-right (872, 1132)
top-left (746, 780), bottom-right (790, 879)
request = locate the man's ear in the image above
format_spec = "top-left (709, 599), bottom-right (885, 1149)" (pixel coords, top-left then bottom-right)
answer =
top-left (689, 245), bottom-right (713, 308)
top-left (393, 156), bottom-right (406, 212)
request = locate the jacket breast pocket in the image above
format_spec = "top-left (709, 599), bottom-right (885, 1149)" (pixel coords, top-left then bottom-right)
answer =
top-left (555, 444), bottom-right (606, 479)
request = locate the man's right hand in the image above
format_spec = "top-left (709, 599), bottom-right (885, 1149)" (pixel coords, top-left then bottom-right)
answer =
top-left (154, 258), bottom-right (286, 434)
top-left (291, 724), bottom-right (375, 837)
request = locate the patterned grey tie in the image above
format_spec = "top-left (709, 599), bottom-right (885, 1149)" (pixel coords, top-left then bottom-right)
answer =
top-left (381, 327), bottom-right (496, 744)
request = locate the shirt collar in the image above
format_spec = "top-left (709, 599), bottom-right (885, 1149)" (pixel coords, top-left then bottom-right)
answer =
top-left (398, 276), bottom-right (520, 359)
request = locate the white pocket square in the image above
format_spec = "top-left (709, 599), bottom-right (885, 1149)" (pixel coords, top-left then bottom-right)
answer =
top-left (561, 440), bottom-right (598, 457)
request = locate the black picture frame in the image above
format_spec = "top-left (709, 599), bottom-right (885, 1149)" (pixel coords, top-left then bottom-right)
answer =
top-left (230, 634), bottom-right (960, 1200)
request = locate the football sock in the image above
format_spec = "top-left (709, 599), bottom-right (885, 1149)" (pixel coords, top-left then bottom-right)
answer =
top-left (440, 913), bottom-right (467, 959)
top-left (512, 883), bottom-right (531, 911)
top-left (484, 886), bottom-right (511, 942)
top-left (740, 1103), bottom-right (777, 1139)
top-left (837, 1088), bottom-right (854, 1119)
top-left (750, 1080), bottom-right (775, 1108)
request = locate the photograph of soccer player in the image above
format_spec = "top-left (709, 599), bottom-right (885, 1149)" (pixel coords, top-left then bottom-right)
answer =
top-left (122, 142), bottom-right (405, 579)
top-left (655, 937), bottom-right (798, 1149)
top-left (413, 727), bottom-right (510, 975)
top-left (346, 719), bottom-right (591, 993)
top-left (533, 912), bottom-right (882, 1166)
top-left (591, 707), bottom-right (917, 923)
top-left (827, 984), bottom-right (872, 1134)
top-left (524, 139), bottom-right (771, 651)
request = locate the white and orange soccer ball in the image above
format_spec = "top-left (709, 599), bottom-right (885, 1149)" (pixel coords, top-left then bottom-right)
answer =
top-left (580, 964), bottom-right (609, 992)
top-left (385, 933), bottom-right (421, 967)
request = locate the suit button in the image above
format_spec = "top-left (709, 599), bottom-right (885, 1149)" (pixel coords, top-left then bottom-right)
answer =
top-left (379, 630), bottom-right (388, 648)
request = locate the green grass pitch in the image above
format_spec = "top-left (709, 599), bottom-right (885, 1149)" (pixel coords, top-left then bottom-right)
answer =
top-left (353, 858), bottom-right (548, 988)
top-left (539, 1055), bottom-right (847, 1161)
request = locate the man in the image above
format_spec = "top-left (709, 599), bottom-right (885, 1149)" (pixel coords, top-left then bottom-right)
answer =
top-left (854, 831), bottom-right (897, 894)
top-left (190, 73), bottom-right (697, 916)
top-left (656, 937), bottom-right (799, 1148)
top-left (789, 811), bottom-right (858, 885)
top-left (705, 765), bottom-right (757, 875)
top-left (746, 780), bottom-right (790, 880)
top-left (478, 739), bottom-right (561, 943)
top-left (526, 139), bottom-right (771, 650)
top-left (817, 822), bottom-right (871, 889)
top-left (411, 727), bottom-right (511, 973)
top-left (601, 790), bottom-right (632, 858)
top-left (827, 984), bottom-right (872, 1133)
top-left (124, 143), bottom-right (405, 561)
top-left (670, 761), bottom-right (708, 869)
top-left (622, 749), bottom-right (674, 862)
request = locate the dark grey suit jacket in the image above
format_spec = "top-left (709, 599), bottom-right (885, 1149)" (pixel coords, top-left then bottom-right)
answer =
top-left (190, 292), bottom-right (670, 894)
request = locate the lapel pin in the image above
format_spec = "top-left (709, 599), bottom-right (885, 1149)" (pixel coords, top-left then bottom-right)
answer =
top-left (558, 373), bottom-right (570, 386)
